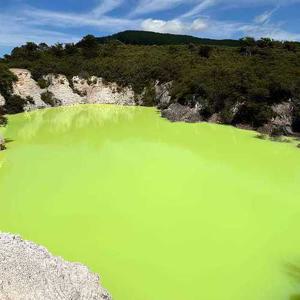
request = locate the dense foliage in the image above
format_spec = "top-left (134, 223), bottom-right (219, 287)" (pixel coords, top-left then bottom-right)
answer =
top-left (97, 30), bottom-right (241, 47)
top-left (1, 33), bottom-right (300, 131)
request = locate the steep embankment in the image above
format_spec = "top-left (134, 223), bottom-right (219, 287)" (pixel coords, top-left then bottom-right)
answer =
top-left (0, 233), bottom-right (111, 300)
top-left (8, 68), bottom-right (136, 109)
top-left (0, 68), bottom-right (296, 138)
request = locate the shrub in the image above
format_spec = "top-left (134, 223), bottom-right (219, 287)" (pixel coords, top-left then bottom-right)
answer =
top-left (2, 33), bottom-right (300, 133)
top-left (198, 46), bottom-right (213, 58)
top-left (256, 133), bottom-right (267, 140)
top-left (41, 91), bottom-right (59, 106)
top-left (0, 114), bottom-right (7, 126)
top-left (37, 78), bottom-right (50, 89)
top-left (4, 95), bottom-right (26, 114)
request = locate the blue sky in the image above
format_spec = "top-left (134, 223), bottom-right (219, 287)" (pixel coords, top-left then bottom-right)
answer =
top-left (1, 0), bottom-right (300, 56)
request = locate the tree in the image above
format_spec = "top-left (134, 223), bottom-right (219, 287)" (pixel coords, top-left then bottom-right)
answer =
top-left (257, 38), bottom-right (274, 48)
top-left (77, 35), bottom-right (99, 58)
top-left (198, 46), bottom-right (213, 58)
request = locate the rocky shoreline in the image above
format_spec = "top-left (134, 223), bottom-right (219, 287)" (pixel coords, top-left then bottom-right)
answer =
top-left (0, 233), bottom-right (111, 300)
top-left (0, 68), bottom-right (298, 144)
top-left (0, 134), bottom-right (5, 151)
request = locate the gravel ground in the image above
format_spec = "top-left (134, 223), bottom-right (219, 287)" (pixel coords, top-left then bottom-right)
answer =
top-left (0, 233), bottom-right (111, 300)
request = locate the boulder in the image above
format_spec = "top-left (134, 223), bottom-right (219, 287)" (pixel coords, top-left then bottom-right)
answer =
top-left (161, 103), bottom-right (202, 122)
top-left (0, 233), bottom-right (111, 300)
top-left (270, 101), bottom-right (294, 135)
top-left (155, 81), bottom-right (172, 108)
top-left (208, 113), bottom-right (222, 124)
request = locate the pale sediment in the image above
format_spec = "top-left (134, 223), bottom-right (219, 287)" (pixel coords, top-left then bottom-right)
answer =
top-left (0, 233), bottom-right (111, 300)
top-left (2, 68), bottom-right (296, 136)
top-left (8, 69), bottom-right (138, 110)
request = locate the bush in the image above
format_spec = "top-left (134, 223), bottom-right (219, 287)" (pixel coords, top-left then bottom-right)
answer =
top-left (198, 46), bottom-right (213, 58)
top-left (0, 114), bottom-right (7, 126)
top-left (2, 34), bottom-right (300, 133)
top-left (41, 91), bottom-right (59, 106)
top-left (0, 65), bottom-right (17, 99)
top-left (4, 95), bottom-right (26, 114)
top-left (37, 78), bottom-right (50, 89)
top-left (232, 103), bottom-right (274, 128)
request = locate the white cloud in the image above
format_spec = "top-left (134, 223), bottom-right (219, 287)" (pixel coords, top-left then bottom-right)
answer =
top-left (0, 14), bottom-right (79, 47)
top-left (132, 0), bottom-right (300, 17)
top-left (142, 15), bottom-right (300, 41)
top-left (191, 19), bottom-right (208, 31)
top-left (181, 0), bottom-right (300, 19)
top-left (23, 8), bottom-right (138, 29)
top-left (141, 19), bottom-right (185, 33)
top-left (1, 0), bottom-right (300, 54)
top-left (141, 18), bottom-right (208, 34)
top-left (181, 0), bottom-right (216, 18)
top-left (131, 0), bottom-right (196, 16)
top-left (240, 23), bottom-right (300, 41)
top-left (92, 0), bottom-right (124, 16)
top-left (254, 7), bottom-right (278, 24)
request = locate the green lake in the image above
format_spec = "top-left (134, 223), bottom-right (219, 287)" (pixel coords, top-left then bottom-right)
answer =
top-left (1, 104), bottom-right (300, 300)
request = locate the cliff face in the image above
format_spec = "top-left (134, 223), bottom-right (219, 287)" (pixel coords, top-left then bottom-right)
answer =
top-left (72, 76), bottom-right (136, 105)
top-left (6, 69), bottom-right (145, 110)
top-left (0, 233), bottom-right (111, 300)
top-left (10, 69), bottom-right (48, 110)
top-left (1, 68), bottom-right (296, 136)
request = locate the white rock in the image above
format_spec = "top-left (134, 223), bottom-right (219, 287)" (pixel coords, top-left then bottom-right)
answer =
top-left (72, 76), bottom-right (136, 106)
top-left (45, 74), bottom-right (84, 106)
top-left (10, 69), bottom-right (138, 110)
top-left (9, 69), bottom-right (48, 110)
top-left (272, 101), bottom-right (293, 127)
top-left (155, 81), bottom-right (172, 106)
top-left (0, 233), bottom-right (111, 300)
top-left (0, 93), bottom-right (5, 107)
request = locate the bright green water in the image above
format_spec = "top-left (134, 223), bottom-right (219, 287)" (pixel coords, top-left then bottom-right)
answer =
top-left (1, 105), bottom-right (300, 300)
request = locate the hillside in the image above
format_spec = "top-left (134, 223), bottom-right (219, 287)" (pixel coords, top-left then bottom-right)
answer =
top-left (1, 34), bottom-right (300, 137)
top-left (96, 30), bottom-right (241, 47)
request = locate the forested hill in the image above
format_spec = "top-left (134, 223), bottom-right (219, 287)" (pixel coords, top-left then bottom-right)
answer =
top-left (96, 30), bottom-right (241, 47)
top-left (1, 34), bottom-right (300, 136)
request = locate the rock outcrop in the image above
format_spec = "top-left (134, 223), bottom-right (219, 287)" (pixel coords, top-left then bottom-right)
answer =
top-left (155, 81), bottom-right (172, 108)
top-left (271, 101), bottom-right (294, 135)
top-left (0, 233), bottom-right (111, 300)
top-left (7, 69), bottom-right (136, 111)
top-left (6, 69), bottom-right (174, 112)
top-left (45, 74), bottom-right (83, 106)
top-left (72, 76), bottom-right (135, 105)
top-left (258, 101), bottom-right (294, 136)
top-left (161, 103), bottom-right (202, 123)
top-left (5, 69), bottom-right (298, 137)
top-left (10, 69), bottom-right (48, 111)
top-left (0, 93), bottom-right (5, 107)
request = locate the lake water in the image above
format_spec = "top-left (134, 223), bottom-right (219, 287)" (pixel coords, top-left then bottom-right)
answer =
top-left (1, 105), bottom-right (300, 300)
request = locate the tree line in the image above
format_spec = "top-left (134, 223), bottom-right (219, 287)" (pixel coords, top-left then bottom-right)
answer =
top-left (0, 33), bottom-right (300, 132)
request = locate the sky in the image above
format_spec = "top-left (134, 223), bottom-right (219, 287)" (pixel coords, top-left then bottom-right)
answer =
top-left (0, 0), bottom-right (300, 56)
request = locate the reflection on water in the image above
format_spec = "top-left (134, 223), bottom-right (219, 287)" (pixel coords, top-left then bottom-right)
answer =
top-left (286, 264), bottom-right (300, 300)
top-left (14, 104), bottom-right (138, 141)
top-left (1, 105), bottom-right (300, 300)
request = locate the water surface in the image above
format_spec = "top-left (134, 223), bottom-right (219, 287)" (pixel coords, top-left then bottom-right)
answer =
top-left (1, 105), bottom-right (300, 300)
